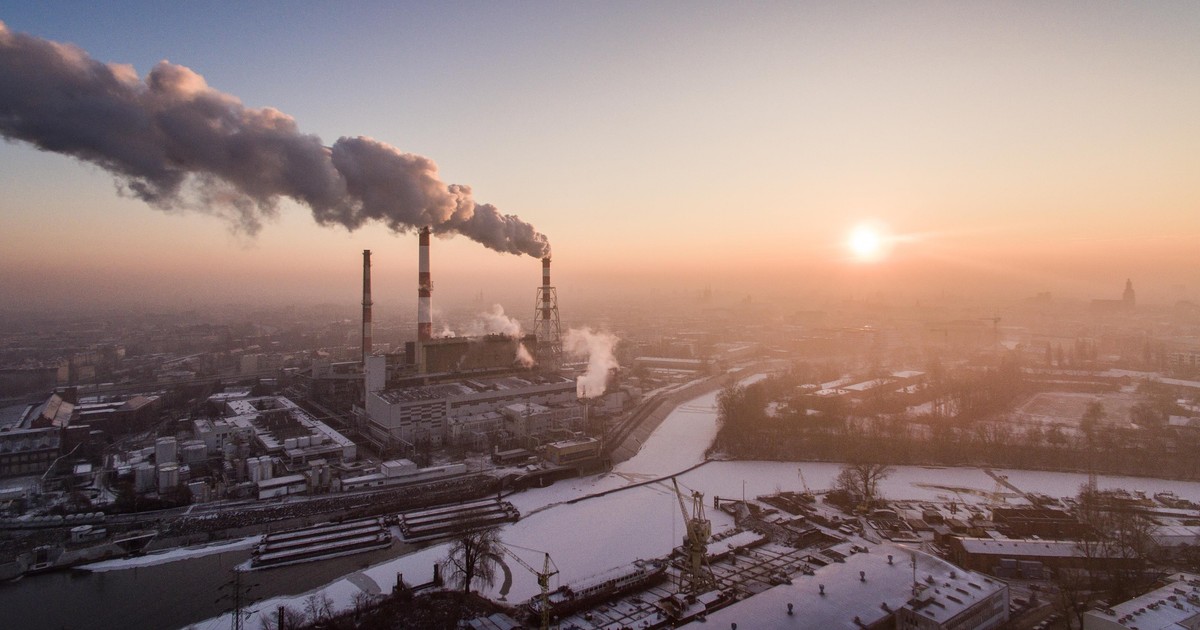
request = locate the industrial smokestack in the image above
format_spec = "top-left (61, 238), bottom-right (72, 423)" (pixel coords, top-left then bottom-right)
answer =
top-left (0, 21), bottom-right (551, 258)
top-left (541, 256), bottom-right (552, 321)
top-left (418, 227), bottom-right (432, 341)
top-left (362, 249), bottom-right (372, 365)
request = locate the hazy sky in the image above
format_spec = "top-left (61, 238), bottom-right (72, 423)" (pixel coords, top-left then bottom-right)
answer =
top-left (2, 2), bottom-right (1198, 312)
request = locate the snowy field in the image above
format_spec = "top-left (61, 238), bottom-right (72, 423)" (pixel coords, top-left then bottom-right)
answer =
top-left (1013, 391), bottom-right (1137, 428)
top-left (185, 372), bottom-right (1200, 629)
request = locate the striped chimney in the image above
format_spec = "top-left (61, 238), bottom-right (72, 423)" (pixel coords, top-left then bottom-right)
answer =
top-left (362, 249), bottom-right (372, 364)
top-left (418, 227), bottom-right (432, 341)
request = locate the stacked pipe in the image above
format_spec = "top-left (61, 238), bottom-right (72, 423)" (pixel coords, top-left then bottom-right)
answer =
top-left (362, 249), bottom-right (372, 364)
top-left (418, 227), bottom-right (432, 341)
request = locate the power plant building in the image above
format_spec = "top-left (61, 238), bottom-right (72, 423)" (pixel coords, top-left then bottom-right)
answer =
top-left (364, 373), bottom-right (581, 451)
top-left (222, 396), bottom-right (357, 464)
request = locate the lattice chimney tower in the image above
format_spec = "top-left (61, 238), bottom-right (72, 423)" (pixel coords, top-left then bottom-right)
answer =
top-left (533, 256), bottom-right (562, 368)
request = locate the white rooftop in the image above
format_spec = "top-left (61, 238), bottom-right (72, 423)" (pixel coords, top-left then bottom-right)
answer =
top-left (692, 545), bottom-right (1005, 629)
top-left (1084, 572), bottom-right (1200, 630)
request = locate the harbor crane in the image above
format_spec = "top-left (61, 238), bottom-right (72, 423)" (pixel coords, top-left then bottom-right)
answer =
top-left (798, 466), bottom-right (814, 501)
top-left (500, 544), bottom-right (558, 630)
top-left (672, 477), bottom-right (716, 596)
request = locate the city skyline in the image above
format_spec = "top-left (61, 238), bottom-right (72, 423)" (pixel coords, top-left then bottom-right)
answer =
top-left (2, 2), bottom-right (1198, 311)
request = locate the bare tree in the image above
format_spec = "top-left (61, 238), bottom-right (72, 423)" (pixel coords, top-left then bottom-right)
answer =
top-left (259, 605), bottom-right (305, 630)
top-left (302, 593), bottom-right (334, 624)
top-left (442, 523), bottom-right (502, 594)
top-left (834, 461), bottom-right (893, 506)
top-left (1072, 485), bottom-right (1155, 603)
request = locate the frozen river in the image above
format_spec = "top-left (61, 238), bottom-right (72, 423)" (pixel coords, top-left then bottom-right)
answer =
top-left (6, 375), bottom-right (1200, 629)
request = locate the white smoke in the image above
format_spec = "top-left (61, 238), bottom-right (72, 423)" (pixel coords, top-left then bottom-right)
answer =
top-left (465, 304), bottom-right (523, 338)
top-left (515, 343), bottom-right (535, 368)
top-left (438, 323), bottom-right (456, 338)
top-left (563, 327), bottom-right (619, 399)
top-left (0, 21), bottom-right (550, 257)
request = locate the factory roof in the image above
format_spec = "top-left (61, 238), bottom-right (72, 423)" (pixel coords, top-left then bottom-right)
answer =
top-left (257, 474), bottom-right (307, 490)
top-left (503, 402), bottom-right (550, 415)
top-left (378, 373), bottom-right (574, 405)
top-left (956, 537), bottom-right (1127, 559)
top-left (1084, 572), bottom-right (1200, 629)
top-left (224, 396), bottom-right (354, 453)
top-left (694, 544), bottom-right (1004, 629)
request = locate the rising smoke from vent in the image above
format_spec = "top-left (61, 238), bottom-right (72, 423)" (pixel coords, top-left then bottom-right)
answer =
top-left (464, 304), bottom-right (524, 338)
top-left (0, 21), bottom-right (550, 258)
top-left (515, 343), bottom-right (535, 368)
top-left (563, 327), bottom-right (619, 398)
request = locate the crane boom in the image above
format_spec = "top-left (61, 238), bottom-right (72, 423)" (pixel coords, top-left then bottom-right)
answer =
top-left (500, 545), bottom-right (557, 630)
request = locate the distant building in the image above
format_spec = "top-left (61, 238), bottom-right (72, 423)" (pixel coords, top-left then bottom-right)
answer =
top-left (1082, 572), bottom-right (1200, 630)
top-left (947, 537), bottom-right (1141, 575)
top-left (406, 334), bottom-right (538, 374)
top-left (364, 373), bottom-right (579, 453)
top-left (0, 427), bottom-right (61, 477)
top-left (1092, 279), bottom-right (1137, 312)
top-left (544, 436), bottom-right (602, 466)
top-left (699, 544), bottom-right (1008, 630)
top-left (222, 396), bottom-right (356, 464)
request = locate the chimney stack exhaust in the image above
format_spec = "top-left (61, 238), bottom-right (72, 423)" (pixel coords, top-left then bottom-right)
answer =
top-left (362, 249), bottom-right (373, 364)
top-left (418, 227), bottom-right (432, 341)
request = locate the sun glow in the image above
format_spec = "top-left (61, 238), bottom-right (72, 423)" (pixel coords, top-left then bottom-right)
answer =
top-left (848, 223), bottom-right (886, 261)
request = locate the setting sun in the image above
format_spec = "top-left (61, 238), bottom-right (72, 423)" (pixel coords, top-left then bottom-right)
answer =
top-left (848, 223), bottom-right (886, 261)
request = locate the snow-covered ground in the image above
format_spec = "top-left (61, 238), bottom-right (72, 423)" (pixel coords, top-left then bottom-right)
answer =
top-left (84, 535), bottom-right (261, 571)
top-left (189, 371), bottom-right (1200, 628)
top-left (77, 517), bottom-right (398, 576)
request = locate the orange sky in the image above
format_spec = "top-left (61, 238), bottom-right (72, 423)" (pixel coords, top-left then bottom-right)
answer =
top-left (1, 3), bottom-right (1198, 312)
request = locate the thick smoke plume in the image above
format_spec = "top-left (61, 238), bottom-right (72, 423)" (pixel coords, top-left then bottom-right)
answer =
top-left (0, 21), bottom-right (549, 257)
top-left (563, 327), bottom-right (619, 399)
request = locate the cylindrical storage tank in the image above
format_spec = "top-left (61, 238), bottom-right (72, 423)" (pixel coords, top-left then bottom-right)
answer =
top-left (155, 437), bottom-right (178, 464)
top-left (135, 463), bottom-right (155, 493)
top-left (259, 457), bottom-right (273, 481)
top-left (157, 464), bottom-right (179, 492)
top-left (284, 438), bottom-right (298, 450)
top-left (247, 458), bottom-right (263, 483)
top-left (182, 442), bottom-right (207, 464)
top-left (298, 436), bottom-right (311, 448)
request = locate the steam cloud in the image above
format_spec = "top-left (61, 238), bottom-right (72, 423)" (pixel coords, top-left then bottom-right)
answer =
top-left (563, 327), bottom-right (619, 398)
top-left (442, 305), bottom-right (535, 367)
top-left (0, 21), bottom-right (550, 257)
top-left (515, 343), bottom-right (535, 369)
top-left (464, 304), bottom-right (524, 338)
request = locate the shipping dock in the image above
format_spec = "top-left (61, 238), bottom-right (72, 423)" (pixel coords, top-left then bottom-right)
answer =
top-left (399, 498), bottom-right (519, 542)
top-left (250, 517), bottom-right (392, 569)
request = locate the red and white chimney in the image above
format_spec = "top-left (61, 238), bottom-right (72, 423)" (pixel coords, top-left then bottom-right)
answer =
top-left (417, 227), bottom-right (432, 341)
top-left (362, 249), bottom-right (372, 364)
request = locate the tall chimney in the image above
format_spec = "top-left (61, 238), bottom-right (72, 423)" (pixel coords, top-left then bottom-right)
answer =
top-left (418, 227), bottom-right (432, 341)
top-left (541, 256), bottom-right (551, 321)
top-left (362, 249), bottom-right (373, 364)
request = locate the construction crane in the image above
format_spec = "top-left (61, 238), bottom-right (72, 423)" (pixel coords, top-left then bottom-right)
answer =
top-left (797, 466), bottom-right (814, 501)
top-left (672, 477), bottom-right (716, 596)
top-left (500, 544), bottom-right (558, 630)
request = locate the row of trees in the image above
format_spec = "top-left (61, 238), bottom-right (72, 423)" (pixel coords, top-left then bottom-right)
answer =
top-left (713, 366), bottom-right (1200, 480)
